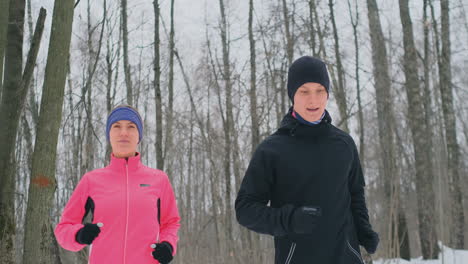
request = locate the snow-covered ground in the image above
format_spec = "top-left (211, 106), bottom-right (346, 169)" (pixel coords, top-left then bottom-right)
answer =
top-left (374, 245), bottom-right (468, 264)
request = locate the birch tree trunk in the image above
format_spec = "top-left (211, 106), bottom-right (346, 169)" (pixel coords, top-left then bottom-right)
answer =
top-left (399, 0), bottom-right (439, 258)
top-left (22, 0), bottom-right (74, 262)
top-left (438, 0), bottom-right (465, 249)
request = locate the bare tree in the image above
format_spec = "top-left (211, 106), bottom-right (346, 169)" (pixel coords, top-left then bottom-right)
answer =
top-left (153, 0), bottom-right (164, 170)
top-left (399, 0), bottom-right (439, 258)
top-left (366, 0), bottom-right (411, 259)
top-left (0, 0), bottom-right (10, 96)
top-left (104, 0), bottom-right (119, 158)
top-left (165, 0), bottom-right (175, 174)
top-left (22, 0), bottom-right (74, 262)
top-left (422, 0), bottom-right (435, 157)
top-left (281, 0), bottom-right (294, 64)
top-left (308, 0), bottom-right (318, 57)
top-left (367, 0), bottom-right (409, 259)
top-left (248, 0), bottom-right (260, 154)
top-left (347, 0), bottom-right (365, 161)
top-left (218, 0), bottom-right (234, 246)
top-left (82, 0), bottom-right (106, 173)
top-left (121, 0), bottom-right (133, 105)
top-left (438, 0), bottom-right (465, 249)
top-left (328, 0), bottom-right (349, 132)
top-left (0, 1), bottom-right (26, 262)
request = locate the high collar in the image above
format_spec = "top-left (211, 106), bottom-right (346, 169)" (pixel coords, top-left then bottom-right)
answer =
top-left (293, 110), bottom-right (325, 125)
top-left (108, 152), bottom-right (142, 172)
top-left (277, 107), bottom-right (332, 137)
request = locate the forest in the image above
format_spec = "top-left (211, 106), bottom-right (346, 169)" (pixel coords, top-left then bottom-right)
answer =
top-left (0, 0), bottom-right (467, 263)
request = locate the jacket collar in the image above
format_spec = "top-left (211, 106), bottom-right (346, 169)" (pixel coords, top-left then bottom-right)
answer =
top-left (277, 107), bottom-right (332, 137)
top-left (108, 152), bottom-right (142, 172)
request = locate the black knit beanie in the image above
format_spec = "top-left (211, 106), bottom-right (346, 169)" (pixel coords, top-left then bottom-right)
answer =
top-left (287, 56), bottom-right (330, 102)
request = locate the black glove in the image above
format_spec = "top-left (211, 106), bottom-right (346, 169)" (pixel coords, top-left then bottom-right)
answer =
top-left (290, 206), bottom-right (322, 234)
top-left (152, 241), bottom-right (173, 263)
top-left (359, 229), bottom-right (379, 254)
top-left (75, 223), bottom-right (101, 245)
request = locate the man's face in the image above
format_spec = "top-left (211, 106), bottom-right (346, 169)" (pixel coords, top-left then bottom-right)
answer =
top-left (293, 82), bottom-right (328, 122)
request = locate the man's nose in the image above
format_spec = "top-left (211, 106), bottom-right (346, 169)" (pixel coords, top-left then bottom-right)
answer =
top-left (307, 93), bottom-right (318, 101)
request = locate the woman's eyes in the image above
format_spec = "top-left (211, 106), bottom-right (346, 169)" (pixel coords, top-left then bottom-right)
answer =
top-left (112, 124), bottom-right (135, 128)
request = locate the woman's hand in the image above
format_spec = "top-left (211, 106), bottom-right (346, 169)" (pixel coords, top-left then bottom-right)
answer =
top-left (75, 223), bottom-right (102, 245)
top-left (151, 241), bottom-right (173, 263)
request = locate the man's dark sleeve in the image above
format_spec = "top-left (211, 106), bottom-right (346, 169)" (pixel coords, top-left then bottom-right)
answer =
top-left (348, 141), bottom-right (375, 243)
top-left (235, 145), bottom-right (295, 237)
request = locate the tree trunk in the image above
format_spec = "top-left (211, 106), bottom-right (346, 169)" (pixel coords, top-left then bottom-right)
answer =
top-left (366, 0), bottom-right (410, 259)
top-left (398, 0), bottom-right (439, 258)
top-left (248, 0), bottom-right (259, 154)
top-left (105, 0), bottom-right (116, 159)
top-left (308, 0), bottom-right (318, 57)
top-left (153, 0), bottom-right (164, 170)
top-left (347, 0), bottom-right (365, 161)
top-left (398, 205), bottom-right (411, 260)
top-left (165, 0), bottom-right (175, 175)
top-left (312, 1), bottom-right (325, 58)
top-left (121, 0), bottom-right (133, 105)
top-left (0, 0), bottom-right (10, 96)
top-left (218, 0), bottom-right (233, 246)
top-left (22, 0), bottom-right (74, 262)
top-left (328, 0), bottom-right (349, 132)
top-left (281, 0), bottom-right (293, 64)
top-left (422, 0), bottom-right (434, 135)
top-left (420, 3), bottom-right (439, 255)
top-left (0, 1), bottom-right (25, 262)
top-left (438, 0), bottom-right (465, 249)
top-left (239, 1), bottom-right (262, 257)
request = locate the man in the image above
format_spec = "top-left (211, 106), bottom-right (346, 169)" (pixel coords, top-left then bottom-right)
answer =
top-left (235, 56), bottom-right (379, 264)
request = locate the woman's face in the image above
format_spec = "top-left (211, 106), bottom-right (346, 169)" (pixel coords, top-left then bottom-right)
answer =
top-left (109, 120), bottom-right (139, 158)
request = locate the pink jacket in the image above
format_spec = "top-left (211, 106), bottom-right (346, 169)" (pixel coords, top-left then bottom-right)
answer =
top-left (55, 154), bottom-right (180, 263)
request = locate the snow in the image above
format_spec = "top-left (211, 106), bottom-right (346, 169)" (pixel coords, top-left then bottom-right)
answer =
top-left (374, 245), bottom-right (468, 264)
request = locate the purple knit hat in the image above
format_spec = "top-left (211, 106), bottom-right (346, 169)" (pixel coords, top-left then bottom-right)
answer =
top-left (106, 106), bottom-right (143, 143)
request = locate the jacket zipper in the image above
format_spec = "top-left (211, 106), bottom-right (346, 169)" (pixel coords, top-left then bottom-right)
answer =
top-left (284, 242), bottom-right (296, 264)
top-left (123, 162), bottom-right (129, 264)
top-left (346, 240), bottom-right (364, 264)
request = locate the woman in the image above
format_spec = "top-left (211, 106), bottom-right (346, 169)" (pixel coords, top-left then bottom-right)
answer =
top-left (55, 105), bottom-right (180, 264)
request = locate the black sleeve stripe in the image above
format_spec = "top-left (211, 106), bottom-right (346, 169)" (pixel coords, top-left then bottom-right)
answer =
top-left (157, 198), bottom-right (161, 225)
top-left (82, 196), bottom-right (95, 223)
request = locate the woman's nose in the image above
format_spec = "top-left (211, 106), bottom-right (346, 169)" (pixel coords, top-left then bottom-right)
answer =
top-left (119, 128), bottom-right (129, 136)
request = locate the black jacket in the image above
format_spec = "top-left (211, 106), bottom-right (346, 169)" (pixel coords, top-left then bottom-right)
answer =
top-left (235, 109), bottom-right (376, 264)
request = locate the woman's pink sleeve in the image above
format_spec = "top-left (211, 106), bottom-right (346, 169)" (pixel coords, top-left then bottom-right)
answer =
top-left (54, 175), bottom-right (88, 252)
top-left (159, 174), bottom-right (181, 255)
